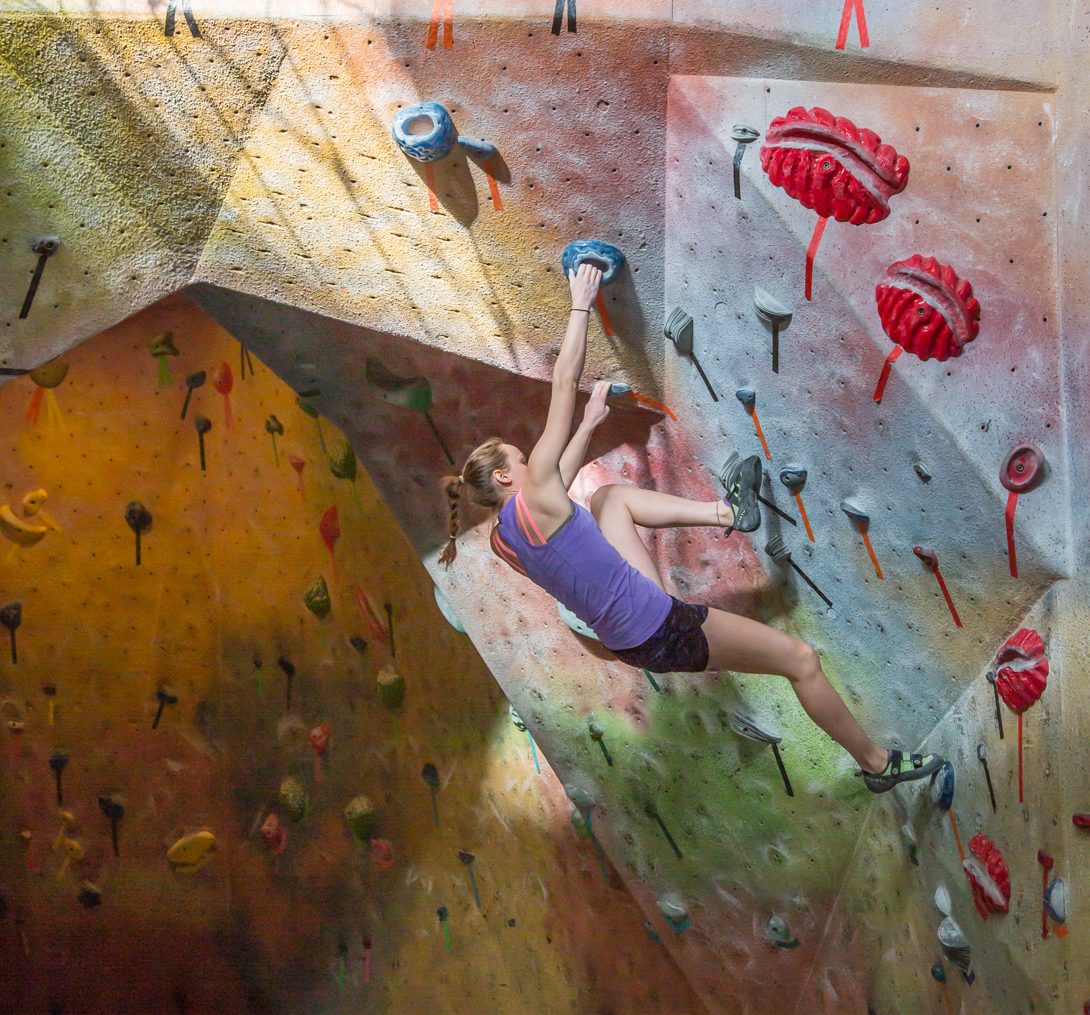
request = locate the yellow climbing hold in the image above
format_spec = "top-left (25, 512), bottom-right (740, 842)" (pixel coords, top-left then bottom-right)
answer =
top-left (21, 490), bottom-right (60, 530)
top-left (0, 504), bottom-right (49, 547)
top-left (167, 830), bottom-right (216, 873)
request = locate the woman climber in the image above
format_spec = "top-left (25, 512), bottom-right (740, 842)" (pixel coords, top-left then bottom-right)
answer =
top-left (438, 262), bottom-right (942, 792)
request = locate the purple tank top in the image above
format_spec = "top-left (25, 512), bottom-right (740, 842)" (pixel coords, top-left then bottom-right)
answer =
top-left (490, 491), bottom-right (672, 651)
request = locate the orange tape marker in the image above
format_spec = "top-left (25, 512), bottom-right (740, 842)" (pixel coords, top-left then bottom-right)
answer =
top-left (595, 292), bottom-right (615, 336)
top-left (793, 493), bottom-right (815, 542)
top-left (443, 0), bottom-right (454, 48)
top-left (860, 530), bottom-right (884, 579)
top-left (423, 163), bottom-right (439, 212)
top-left (485, 169), bottom-right (503, 211)
top-left (751, 409), bottom-right (772, 460)
top-left (425, 0), bottom-right (442, 49)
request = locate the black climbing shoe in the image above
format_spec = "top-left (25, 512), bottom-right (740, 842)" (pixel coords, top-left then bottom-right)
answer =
top-left (859, 749), bottom-right (944, 793)
top-left (722, 454), bottom-right (762, 533)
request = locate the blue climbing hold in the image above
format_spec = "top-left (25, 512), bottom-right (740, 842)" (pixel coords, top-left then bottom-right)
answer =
top-left (929, 760), bottom-right (955, 811)
top-left (392, 102), bottom-right (458, 162)
top-left (561, 239), bottom-right (626, 286)
top-left (392, 102), bottom-right (498, 165)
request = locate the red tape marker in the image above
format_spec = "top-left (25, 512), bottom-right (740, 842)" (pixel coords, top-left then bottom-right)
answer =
top-left (835, 0), bottom-right (853, 49)
top-left (873, 345), bottom-right (903, 403)
top-left (630, 392), bottom-right (678, 421)
top-left (1005, 490), bottom-right (1019, 578)
top-left (854, 0), bottom-right (870, 47)
top-left (934, 567), bottom-right (962, 628)
top-left (835, 0), bottom-right (869, 49)
top-left (1019, 712), bottom-right (1025, 804)
top-left (805, 216), bottom-right (828, 301)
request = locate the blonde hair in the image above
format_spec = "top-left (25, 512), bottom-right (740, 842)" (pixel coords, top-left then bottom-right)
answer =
top-left (438, 436), bottom-right (509, 569)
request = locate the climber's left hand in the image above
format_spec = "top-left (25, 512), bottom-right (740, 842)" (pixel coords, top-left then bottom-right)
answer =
top-left (582, 380), bottom-right (612, 430)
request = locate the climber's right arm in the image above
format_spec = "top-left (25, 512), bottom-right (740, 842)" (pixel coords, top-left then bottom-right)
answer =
top-left (527, 264), bottom-right (602, 486)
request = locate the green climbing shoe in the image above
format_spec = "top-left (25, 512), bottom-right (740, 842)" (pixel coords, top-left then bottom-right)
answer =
top-left (860, 749), bottom-right (944, 793)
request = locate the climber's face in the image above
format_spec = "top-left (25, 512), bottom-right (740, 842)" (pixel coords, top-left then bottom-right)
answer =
top-left (495, 444), bottom-right (528, 495)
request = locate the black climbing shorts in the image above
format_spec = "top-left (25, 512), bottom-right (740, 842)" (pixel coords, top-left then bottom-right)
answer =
top-left (611, 596), bottom-right (710, 674)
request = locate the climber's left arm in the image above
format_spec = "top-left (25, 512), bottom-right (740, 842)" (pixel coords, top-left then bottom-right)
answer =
top-left (558, 380), bottom-right (611, 491)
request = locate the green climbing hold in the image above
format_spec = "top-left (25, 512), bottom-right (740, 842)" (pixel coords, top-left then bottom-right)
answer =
top-left (377, 664), bottom-right (406, 711)
top-left (569, 808), bottom-right (592, 838)
top-left (304, 575), bottom-right (331, 620)
top-left (344, 794), bottom-right (376, 844)
top-left (364, 358), bottom-right (433, 415)
top-left (329, 439), bottom-right (358, 482)
top-left (149, 331), bottom-right (180, 358)
top-left (279, 776), bottom-right (308, 823)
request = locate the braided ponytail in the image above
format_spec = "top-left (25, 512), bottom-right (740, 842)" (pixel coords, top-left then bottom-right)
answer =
top-left (437, 437), bottom-right (508, 570)
top-left (438, 473), bottom-right (463, 569)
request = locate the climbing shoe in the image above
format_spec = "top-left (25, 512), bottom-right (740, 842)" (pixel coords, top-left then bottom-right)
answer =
top-left (859, 749), bottom-right (944, 793)
top-left (721, 453), bottom-right (762, 534)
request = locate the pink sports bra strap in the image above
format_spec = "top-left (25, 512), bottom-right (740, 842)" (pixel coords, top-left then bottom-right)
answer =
top-left (514, 491), bottom-right (548, 546)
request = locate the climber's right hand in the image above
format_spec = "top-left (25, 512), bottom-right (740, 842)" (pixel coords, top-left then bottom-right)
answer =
top-left (568, 263), bottom-right (602, 312)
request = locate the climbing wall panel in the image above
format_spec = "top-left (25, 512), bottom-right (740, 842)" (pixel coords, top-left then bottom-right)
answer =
top-left (197, 18), bottom-right (671, 396)
top-left (0, 16), bottom-right (285, 370)
top-left (666, 75), bottom-right (1063, 749)
top-left (0, 294), bottom-right (703, 1014)
top-left (672, 0), bottom-right (1055, 86)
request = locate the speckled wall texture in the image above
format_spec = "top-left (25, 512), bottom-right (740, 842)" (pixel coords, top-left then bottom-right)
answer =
top-left (1, 3), bottom-right (1088, 1014)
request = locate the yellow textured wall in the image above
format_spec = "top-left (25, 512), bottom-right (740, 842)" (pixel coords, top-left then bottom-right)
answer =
top-left (0, 294), bottom-right (703, 1013)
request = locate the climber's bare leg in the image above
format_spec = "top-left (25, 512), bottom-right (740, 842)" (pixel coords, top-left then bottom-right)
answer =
top-left (700, 607), bottom-right (887, 772)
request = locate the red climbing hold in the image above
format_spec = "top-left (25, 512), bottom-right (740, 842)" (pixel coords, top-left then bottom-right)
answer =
top-left (761, 108), bottom-right (908, 301)
top-left (963, 834), bottom-right (1010, 918)
top-left (761, 107), bottom-right (909, 225)
top-left (993, 629), bottom-right (1048, 713)
top-left (876, 255), bottom-right (981, 362)
top-left (992, 628), bottom-right (1048, 803)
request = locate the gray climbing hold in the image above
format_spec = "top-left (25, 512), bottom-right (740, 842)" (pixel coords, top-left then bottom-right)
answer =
top-left (1045, 878), bottom-right (1067, 923)
top-left (557, 601), bottom-right (598, 640)
top-left (779, 467), bottom-right (807, 495)
top-left (657, 893), bottom-right (691, 933)
top-left (664, 307), bottom-right (694, 353)
top-left (937, 916), bottom-right (975, 984)
top-left (729, 709), bottom-right (793, 796)
top-left (839, 499), bottom-right (869, 524)
top-left (900, 822), bottom-right (919, 866)
top-left (731, 126), bottom-right (760, 200)
top-left (433, 584), bottom-right (466, 633)
top-left (564, 783), bottom-right (595, 811)
top-left (763, 914), bottom-right (800, 949)
top-left (753, 288), bottom-right (792, 372)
